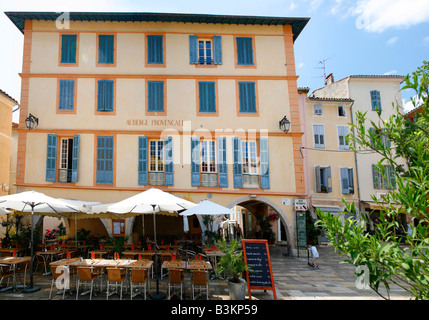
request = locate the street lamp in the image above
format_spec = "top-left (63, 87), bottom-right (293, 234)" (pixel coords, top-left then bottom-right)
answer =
top-left (25, 113), bottom-right (38, 130)
top-left (279, 115), bottom-right (291, 133)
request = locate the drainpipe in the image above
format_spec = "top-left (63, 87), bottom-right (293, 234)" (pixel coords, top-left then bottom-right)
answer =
top-left (349, 100), bottom-right (364, 221)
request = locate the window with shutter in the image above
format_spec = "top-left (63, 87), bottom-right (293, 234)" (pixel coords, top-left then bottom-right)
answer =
top-left (58, 79), bottom-right (75, 111)
top-left (138, 137), bottom-right (147, 185)
top-left (313, 104), bottom-right (323, 115)
top-left (147, 35), bottom-right (164, 65)
top-left (147, 81), bottom-right (165, 113)
top-left (60, 34), bottom-right (77, 64)
top-left (198, 81), bottom-right (216, 113)
top-left (370, 90), bottom-right (381, 112)
top-left (338, 126), bottom-right (349, 150)
top-left (97, 80), bottom-right (114, 112)
top-left (96, 136), bottom-right (114, 185)
top-left (313, 125), bottom-right (325, 148)
top-left (98, 34), bottom-right (115, 65)
top-left (236, 37), bottom-right (254, 66)
top-left (238, 82), bottom-right (257, 114)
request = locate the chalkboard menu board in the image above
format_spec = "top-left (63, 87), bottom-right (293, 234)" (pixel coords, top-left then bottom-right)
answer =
top-left (242, 239), bottom-right (277, 300)
top-left (296, 211), bottom-right (307, 248)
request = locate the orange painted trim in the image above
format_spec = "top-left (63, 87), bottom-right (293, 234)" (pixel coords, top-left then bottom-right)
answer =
top-left (144, 32), bottom-right (166, 68)
top-left (195, 79), bottom-right (219, 117)
top-left (94, 77), bottom-right (117, 116)
top-left (93, 133), bottom-right (117, 187)
top-left (15, 182), bottom-right (306, 197)
top-left (235, 80), bottom-right (260, 117)
top-left (29, 29), bottom-right (294, 38)
top-left (56, 77), bottom-right (78, 114)
top-left (96, 32), bottom-right (117, 68)
top-left (233, 35), bottom-right (257, 69)
top-left (16, 20), bottom-right (33, 185)
top-left (19, 73), bottom-right (298, 81)
top-left (58, 32), bottom-right (80, 67)
top-left (17, 128), bottom-right (304, 138)
top-left (145, 78), bottom-right (167, 116)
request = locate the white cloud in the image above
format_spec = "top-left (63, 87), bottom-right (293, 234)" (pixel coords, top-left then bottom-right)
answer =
top-left (352, 0), bottom-right (429, 32)
top-left (424, 36), bottom-right (429, 46)
top-left (387, 37), bottom-right (398, 46)
top-left (384, 70), bottom-right (397, 76)
top-left (298, 62), bottom-right (305, 68)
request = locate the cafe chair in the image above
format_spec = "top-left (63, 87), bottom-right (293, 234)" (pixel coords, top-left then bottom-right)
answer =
top-left (192, 270), bottom-right (209, 300)
top-left (106, 268), bottom-right (126, 300)
top-left (49, 265), bottom-right (72, 300)
top-left (161, 254), bottom-right (172, 279)
top-left (76, 267), bottom-right (98, 300)
top-left (168, 269), bottom-right (184, 300)
top-left (130, 268), bottom-right (148, 300)
top-left (0, 264), bottom-right (13, 287)
top-left (141, 253), bottom-right (153, 278)
top-left (35, 254), bottom-right (48, 275)
top-left (15, 259), bottom-right (29, 289)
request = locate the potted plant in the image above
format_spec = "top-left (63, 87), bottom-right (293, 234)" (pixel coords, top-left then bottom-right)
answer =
top-left (216, 238), bottom-right (250, 300)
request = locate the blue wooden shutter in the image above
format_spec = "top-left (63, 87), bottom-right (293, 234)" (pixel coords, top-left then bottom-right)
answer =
top-left (59, 80), bottom-right (75, 110)
top-left (138, 136), bottom-right (147, 185)
top-left (98, 35), bottom-right (114, 64)
top-left (148, 81), bottom-right (164, 112)
top-left (191, 137), bottom-right (200, 186)
top-left (164, 136), bottom-right (174, 186)
top-left (213, 36), bottom-right (222, 65)
top-left (46, 134), bottom-right (57, 182)
top-left (97, 80), bottom-right (114, 112)
top-left (217, 137), bottom-right (228, 187)
top-left (338, 126), bottom-right (349, 150)
top-left (238, 82), bottom-right (256, 113)
top-left (386, 165), bottom-right (396, 189)
top-left (71, 135), bottom-right (79, 183)
top-left (340, 168), bottom-right (349, 194)
top-left (259, 137), bottom-right (270, 189)
top-left (147, 35), bottom-right (163, 64)
top-left (326, 167), bottom-right (332, 193)
top-left (315, 166), bottom-right (321, 193)
top-left (61, 34), bottom-right (77, 64)
top-left (198, 82), bottom-right (216, 113)
top-left (372, 164), bottom-right (380, 189)
top-left (96, 136), bottom-right (114, 184)
top-left (236, 37), bottom-right (253, 65)
top-left (189, 35), bottom-right (198, 64)
top-left (233, 138), bottom-right (243, 188)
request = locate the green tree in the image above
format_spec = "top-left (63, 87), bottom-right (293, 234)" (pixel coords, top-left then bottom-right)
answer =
top-left (316, 61), bottom-right (429, 300)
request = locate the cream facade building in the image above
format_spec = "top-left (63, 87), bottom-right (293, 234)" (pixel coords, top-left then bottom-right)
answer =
top-left (310, 74), bottom-right (404, 232)
top-left (299, 87), bottom-right (359, 242)
top-left (7, 12), bottom-right (309, 253)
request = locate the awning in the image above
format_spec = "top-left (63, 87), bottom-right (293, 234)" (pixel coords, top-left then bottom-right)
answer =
top-left (312, 205), bottom-right (342, 215)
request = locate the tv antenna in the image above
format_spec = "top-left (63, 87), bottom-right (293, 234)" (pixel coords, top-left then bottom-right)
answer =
top-left (314, 56), bottom-right (334, 85)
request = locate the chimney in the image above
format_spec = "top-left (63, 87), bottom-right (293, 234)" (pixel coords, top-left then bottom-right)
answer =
top-left (325, 73), bottom-right (334, 85)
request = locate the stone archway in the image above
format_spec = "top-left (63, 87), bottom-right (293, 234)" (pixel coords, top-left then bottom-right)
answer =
top-left (227, 195), bottom-right (294, 252)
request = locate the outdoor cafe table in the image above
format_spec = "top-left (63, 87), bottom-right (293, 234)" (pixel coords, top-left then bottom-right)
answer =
top-left (0, 256), bottom-right (31, 292)
top-left (0, 248), bottom-right (22, 257)
top-left (36, 250), bottom-right (69, 275)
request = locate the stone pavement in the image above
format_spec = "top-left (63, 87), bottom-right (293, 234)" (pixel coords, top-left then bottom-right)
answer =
top-left (0, 245), bottom-right (412, 301)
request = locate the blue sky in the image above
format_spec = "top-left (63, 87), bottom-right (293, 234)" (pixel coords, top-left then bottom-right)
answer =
top-left (1, 0), bottom-right (428, 122)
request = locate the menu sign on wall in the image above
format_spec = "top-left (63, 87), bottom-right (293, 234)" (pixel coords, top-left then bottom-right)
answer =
top-left (242, 239), bottom-right (277, 300)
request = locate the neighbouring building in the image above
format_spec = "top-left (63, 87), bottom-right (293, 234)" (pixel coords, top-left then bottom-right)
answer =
top-left (0, 90), bottom-right (18, 238)
top-left (299, 87), bottom-right (359, 243)
top-left (6, 12), bottom-right (309, 254)
top-left (310, 73), bottom-right (405, 235)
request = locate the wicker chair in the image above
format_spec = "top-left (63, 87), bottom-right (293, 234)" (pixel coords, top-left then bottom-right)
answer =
top-left (106, 268), bottom-right (126, 300)
top-left (192, 270), bottom-right (209, 300)
top-left (130, 268), bottom-right (148, 300)
top-left (168, 269), bottom-right (184, 300)
top-left (76, 267), bottom-right (97, 300)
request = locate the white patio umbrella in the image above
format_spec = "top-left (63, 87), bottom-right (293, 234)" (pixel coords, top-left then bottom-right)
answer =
top-left (90, 187), bottom-right (196, 299)
top-left (179, 199), bottom-right (234, 244)
top-left (0, 190), bottom-right (81, 293)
